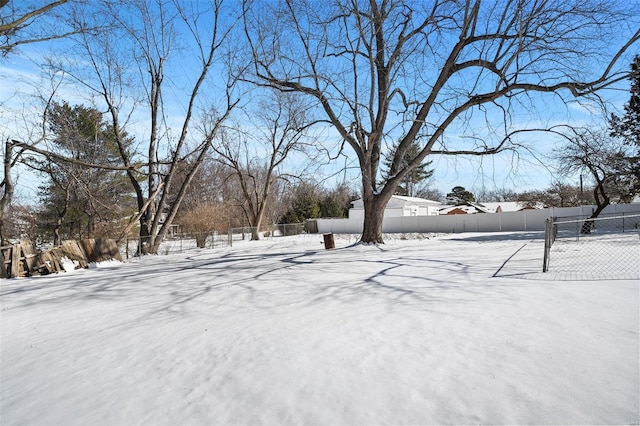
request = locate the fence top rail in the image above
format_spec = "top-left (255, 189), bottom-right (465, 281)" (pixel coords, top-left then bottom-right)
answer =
top-left (553, 213), bottom-right (640, 225)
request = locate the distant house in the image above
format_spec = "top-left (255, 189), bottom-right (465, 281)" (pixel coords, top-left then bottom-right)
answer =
top-left (439, 200), bottom-right (543, 215)
top-left (439, 201), bottom-right (491, 215)
top-left (479, 201), bottom-right (544, 212)
top-left (441, 206), bottom-right (471, 215)
top-left (349, 195), bottom-right (443, 220)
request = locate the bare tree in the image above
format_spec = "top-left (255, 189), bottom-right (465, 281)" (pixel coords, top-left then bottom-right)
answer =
top-left (476, 188), bottom-right (519, 203)
top-left (213, 92), bottom-right (314, 239)
top-left (1, 0), bottom-right (86, 244)
top-left (517, 182), bottom-right (594, 208)
top-left (1, 76), bottom-right (63, 244)
top-left (554, 128), bottom-right (639, 232)
top-left (2, 203), bottom-right (37, 242)
top-left (13, 0), bottom-right (242, 253)
top-left (171, 158), bottom-right (246, 227)
top-left (243, 0), bottom-right (640, 243)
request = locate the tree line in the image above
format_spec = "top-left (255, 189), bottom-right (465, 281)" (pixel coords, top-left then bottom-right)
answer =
top-left (1, 0), bottom-right (639, 249)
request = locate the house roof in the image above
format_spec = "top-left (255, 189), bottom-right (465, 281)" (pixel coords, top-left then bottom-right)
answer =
top-left (440, 206), bottom-right (472, 215)
top-left (438, 200), bottom-right (545, 214)
top-left (479, 201), bottom-right (544, 212)
top-left (351, 195), bottom-right (443, 209)
top-left (389, 195), bottom-right (442, 205)
top-left (387, 195), bottom-right (443, 208)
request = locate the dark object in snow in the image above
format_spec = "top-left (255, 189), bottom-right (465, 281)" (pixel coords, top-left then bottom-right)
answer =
top-left (323, 233), bottom-right (335, 249)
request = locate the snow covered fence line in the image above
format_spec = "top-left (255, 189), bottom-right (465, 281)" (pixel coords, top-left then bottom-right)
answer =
top-left (543, 212), bottom-right (640, 278)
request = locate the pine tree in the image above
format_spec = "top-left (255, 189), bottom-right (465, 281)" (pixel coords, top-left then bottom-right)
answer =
top-left (610, 55), bottom-right (640, 149)
top-left (34, 102), bottom-right (135, 243)
top-left (446, 186), bottom-right (476, 204)
top-left (609, 55), bottom-right (640, 203)
top-left (381, 141), bottom-right (433, 197)
top-left (279, 183), bottom-right (321, 224)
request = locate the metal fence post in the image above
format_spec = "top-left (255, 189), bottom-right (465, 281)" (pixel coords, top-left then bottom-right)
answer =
top-left (543, 217), bottom-right (552, 272)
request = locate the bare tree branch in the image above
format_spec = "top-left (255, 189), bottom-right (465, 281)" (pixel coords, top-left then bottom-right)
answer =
top-left (243, 0), bottom-right (640, 243)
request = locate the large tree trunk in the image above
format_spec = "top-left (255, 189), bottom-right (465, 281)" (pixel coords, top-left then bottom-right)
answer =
top-left (53, 218), bottom-right (62, 246)
top-left (250, 199), bottom-right (270, 241)
top-left (0, 141), bottom-right (14, 246)
top-left (361, 194), bottom-right (391, 244)
top-left (53, 189), bottom-right (69, 246)
top-left (195, 232), bottom-right (206, 248)
top-left (251, 216), bottom-right (262, 241)
top-left (138, 214), bottom-right (153, 255)
top-left (581, 183), bottom-right (610, 234)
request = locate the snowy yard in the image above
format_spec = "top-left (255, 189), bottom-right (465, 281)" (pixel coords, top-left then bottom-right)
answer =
top-left (1, 232), bottom-right (638, 425)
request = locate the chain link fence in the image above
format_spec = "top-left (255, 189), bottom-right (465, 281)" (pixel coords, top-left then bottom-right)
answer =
top-left (543, 212), bottom-right (640, 278)
top-left (124, 231), bottom-right (230, 258)
top-left (122, 223), bottom-right (311, 257)
top-left (227, 223), bottom-right (308, 246)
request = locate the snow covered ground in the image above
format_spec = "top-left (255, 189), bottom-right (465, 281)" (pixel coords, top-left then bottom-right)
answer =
top-left (1, 232), bottom-right (638, 425)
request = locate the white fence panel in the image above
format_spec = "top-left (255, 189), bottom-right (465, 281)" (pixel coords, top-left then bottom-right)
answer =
top-left (314, 204), bottom-right (640, 235)
top-left (316, 218), bottom-right (363, 234)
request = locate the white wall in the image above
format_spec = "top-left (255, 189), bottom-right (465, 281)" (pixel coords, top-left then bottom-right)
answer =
top-left (315, 203), bottom-right (640, 234)
top-left (349, 204), bottom-right (440, 220)
top-left (348, 209), bottom-right (363, 221)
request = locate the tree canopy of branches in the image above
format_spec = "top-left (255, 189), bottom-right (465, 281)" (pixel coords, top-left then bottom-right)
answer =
top-left (476, 188), bottom-right (519, 203)
top-left (517, 182), bottom-right (594, 208)
top-left (1, 0), bottom-right (88, 244)
top-left (14, 0), bottom-right (242, 254)
top-left (174, 159), bottom-right (262, 231)
top-left (554, 128), bottom-right (639, 228)
top-left (213, 92), bottom-right (314, 239)
top-left (0, 0), bottom-right (84, 56)
top-left (243, 0), bottom-right (640, 243)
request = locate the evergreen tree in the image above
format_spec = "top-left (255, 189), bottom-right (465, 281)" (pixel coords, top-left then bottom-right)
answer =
top-left (278, 181), bottom-right (359, 222)
top-left (279, 183), bottom-right (321, 224)
top-left (381, 141), bottom-right (433, 197)
top-left (33, 102), bottom-right (135, 243)
top-left (446, 186), bottom-right (476, 204)
top-left (610, 55), bottom-right (640, 202)
top-left (319, 183), bottom-right (358, 218)
top-left (319, 195), bottom-right (343, 218)
top-left (610, 55), bottom-right (640, 149)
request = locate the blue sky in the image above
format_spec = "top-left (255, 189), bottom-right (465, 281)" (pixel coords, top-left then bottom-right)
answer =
top-left (0, 63), bottom-right (629, 204)
top-left (1, 0), bottom-right (638, 204)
